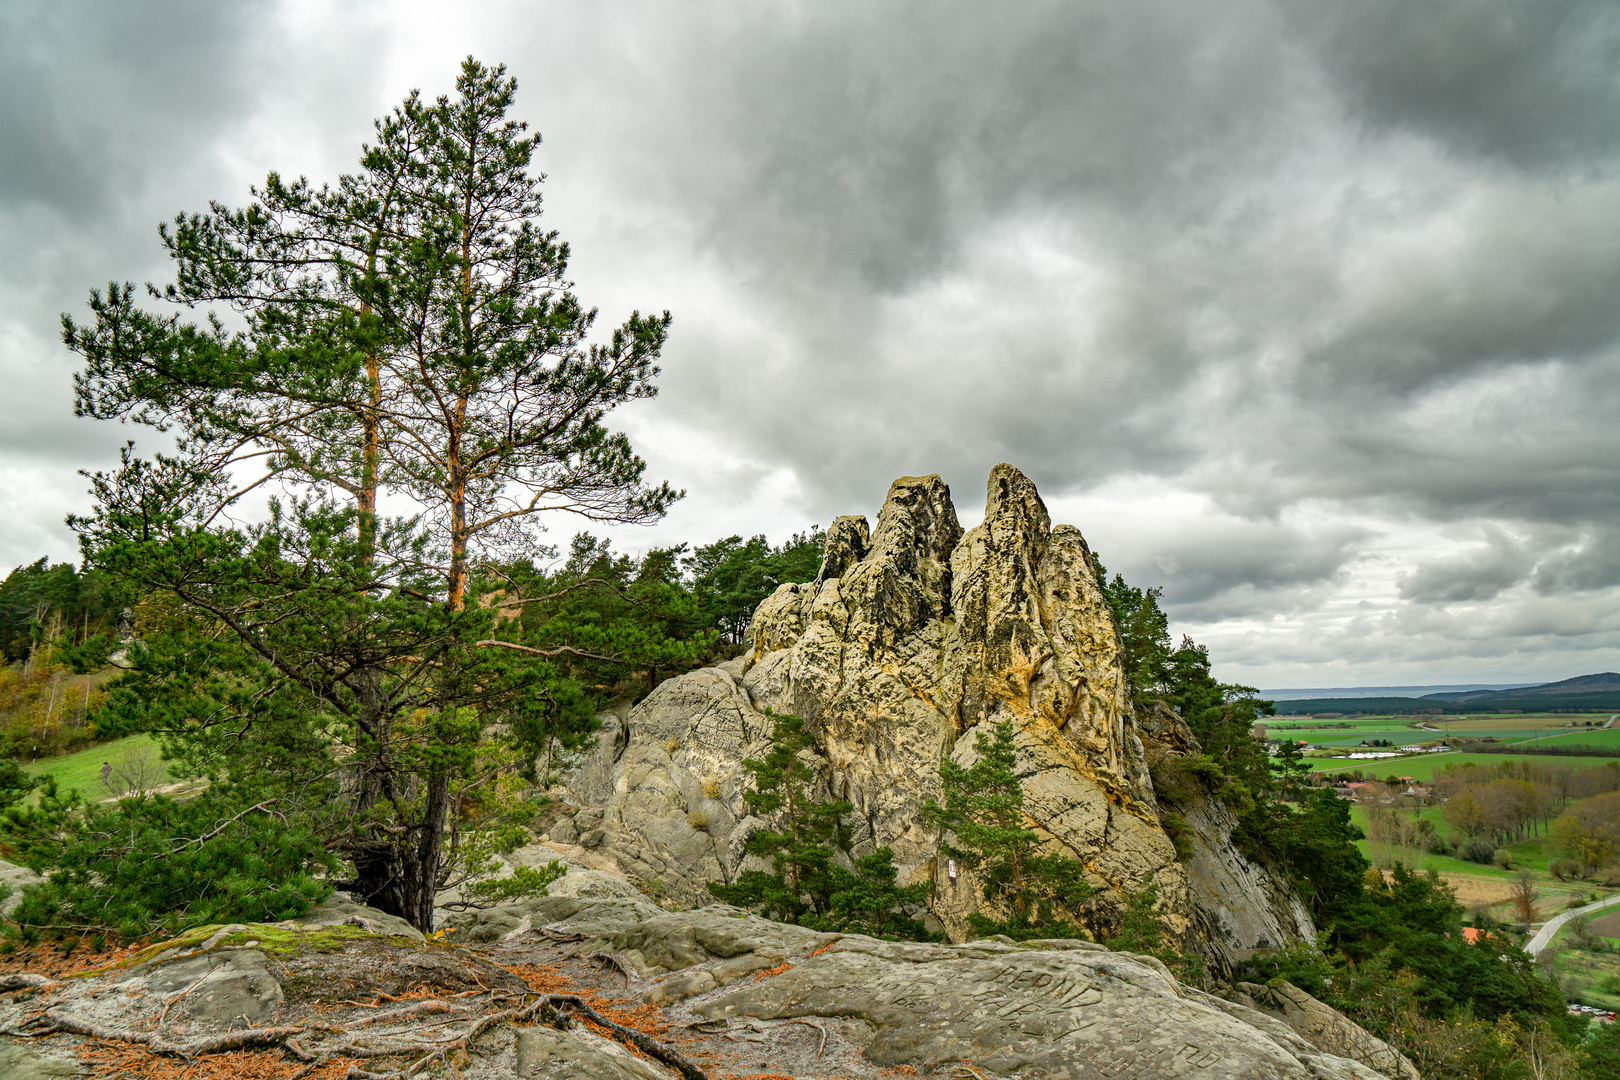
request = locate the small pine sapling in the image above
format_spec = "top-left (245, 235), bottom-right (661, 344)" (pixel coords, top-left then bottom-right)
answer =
top-left (922, 719), bottom-right (1093, 940)
top-left (710, 712), bottom-right (852, 922)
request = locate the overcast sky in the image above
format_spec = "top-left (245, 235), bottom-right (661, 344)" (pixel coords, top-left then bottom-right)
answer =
top-left (2, 0), bottom-right (1618, 689)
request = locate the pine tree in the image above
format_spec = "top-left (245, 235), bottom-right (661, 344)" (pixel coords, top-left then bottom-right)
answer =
top-left (710, 712), bottom-right (931, 939)
top-left (58, 58), bottom-right (675, 931)
top-left (710, 712), bottom-right (850, 920)
top-left (824, 848), bottom-right (931, 940)
top-left (922, 720), bottom-right (1092, 939)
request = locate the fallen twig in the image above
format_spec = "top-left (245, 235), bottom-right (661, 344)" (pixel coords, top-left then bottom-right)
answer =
top-left (541, 994), bottom-right (708, 1080)
top-left (154, 973), bottom-right (210, 1028)
top-left (792, 1018), bottom-right (830, 1058)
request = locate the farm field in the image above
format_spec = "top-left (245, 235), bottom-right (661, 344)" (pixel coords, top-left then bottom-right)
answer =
top-left (1310, 751), bottom-right (1619, 781)
top-left (1527, 729), bottom-right (1620, 749)
top-left (1315, 728), bottom-right (1605, 747)
top-left (1541, 913), bottom-right (1620, 1012)
top-left (1271, 712), bottom-right (1615, 735)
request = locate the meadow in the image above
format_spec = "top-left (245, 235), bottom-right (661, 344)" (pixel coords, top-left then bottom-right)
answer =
top-left (20, 733), bottom-right (163, 801)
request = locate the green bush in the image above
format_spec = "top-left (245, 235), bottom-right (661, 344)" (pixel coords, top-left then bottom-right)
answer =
top-left (1460, 835), bottom-right (1497, 864)
top-left (923, 720), bottom-right (1093, 940)
top-left (2, 776), bottom-right (336, 939)
top-left (709, 712), bottom-right (930, 940)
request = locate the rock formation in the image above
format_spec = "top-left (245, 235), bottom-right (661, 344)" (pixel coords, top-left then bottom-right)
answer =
top-left (562, 465), bottom-right (1312, 965)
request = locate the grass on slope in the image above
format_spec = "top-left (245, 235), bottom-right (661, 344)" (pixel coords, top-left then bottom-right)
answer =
top-left (20, 734), bottom-right (164, 799)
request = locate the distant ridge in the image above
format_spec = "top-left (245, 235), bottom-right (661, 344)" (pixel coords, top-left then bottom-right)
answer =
top-left (1421, 673), bottom-right (1620, 703)
top-left (1261, 683), bottom-right (1532, 702)
top-left (1268, 673), bottom-right (1620, 716)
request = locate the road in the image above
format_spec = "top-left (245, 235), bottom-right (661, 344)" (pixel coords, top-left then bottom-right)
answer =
top-left (1524, 892), bottom-right (1620, 957)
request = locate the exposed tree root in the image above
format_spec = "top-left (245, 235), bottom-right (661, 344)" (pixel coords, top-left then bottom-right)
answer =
top-left (13, 965), bottom-right (710, 1080)
top-left (40, 1006), bottom-right (308, 1056)
top-left (537, 994), bottom-right (709, 1080)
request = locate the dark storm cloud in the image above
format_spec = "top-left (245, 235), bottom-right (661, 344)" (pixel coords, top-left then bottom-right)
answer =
top-left (3, 0), bottom-right (1619, 679)
top-left (1398, 529), bottom-right (1532, 602)
top-left (0, 1), bottom-right (270, 218)
top-left (569, 1), bottom-right (1614, 519)
top-left (1284, 0), bottom-right (1620, 167)
top-left (1145, 524), bottom-right (1370, 609)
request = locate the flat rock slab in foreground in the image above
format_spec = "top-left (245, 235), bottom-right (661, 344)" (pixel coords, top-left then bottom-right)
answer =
top-left (691, 936), bottom-right (1391, 1079)
top-left (0, 898), bottom-right (1406, 1079)
top-left (463, 899), bottom-right (1405, 1079)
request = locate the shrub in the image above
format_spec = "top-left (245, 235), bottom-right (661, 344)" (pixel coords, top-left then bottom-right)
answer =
top-left (1549, 858), bottom-right (1579, 880)
top-left (1160, 810), bottom-right (1194, 860)
top-left (686, 811), bottom-right (709, 831)
top-left (1492, 849), bottom-right (1513, 869)
top-left (701, 779), bottom-right (722, 799)
top-left (1425, 832), bottom-right (1454, 856)
top-left (3, 777), bottom-right (336, 939)
top-left (462, 861), bottom-right (567, 905)
top-left (923, 720), bottom-right (1093, 940)
top-left (1460, 835), bottom-right (1497, 864)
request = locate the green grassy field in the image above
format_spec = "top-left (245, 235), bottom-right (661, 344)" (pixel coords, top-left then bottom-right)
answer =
top-left (1311, 751), bottom-right (1620, 782)
top-left (1541, 921), bottom-right (1620, 1011)
top-left (20, 734), bottom-right (164, 799)
top-left (1273, 712), bottom-right (1615, 734)
top-left (1526, 729), bottom-right (1620, 749)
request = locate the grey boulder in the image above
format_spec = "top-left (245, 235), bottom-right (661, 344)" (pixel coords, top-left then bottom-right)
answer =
top-left (514, 1025), bottom-right (669, 1079)
top-left (0, 859), bottom-right (43, 919)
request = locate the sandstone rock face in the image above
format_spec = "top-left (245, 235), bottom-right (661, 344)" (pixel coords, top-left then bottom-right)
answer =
top-left (560, 465), bottom-right (1311, 964)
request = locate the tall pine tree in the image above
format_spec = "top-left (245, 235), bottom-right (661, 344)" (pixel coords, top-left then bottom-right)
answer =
top-left (59, 58), bottom-right (674, 931)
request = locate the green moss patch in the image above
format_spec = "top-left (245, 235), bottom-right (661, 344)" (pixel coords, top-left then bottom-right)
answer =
top-left (64, 922), bottom-right (421, 978)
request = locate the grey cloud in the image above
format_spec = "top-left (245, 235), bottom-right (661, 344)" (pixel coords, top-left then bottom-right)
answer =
top-left (1116, 521), bottom-right (1369, 609)
top-left (0, 0), bottom-right (271, 218)
top-left (1398, 529), bottom-right (1532, 602)
top-left (1285, 1), bottom-right (1620, 167)
top-left (572, 0), bottom-right (1620, 541)
top-left (1532, 529), bottom-right (1620, 595)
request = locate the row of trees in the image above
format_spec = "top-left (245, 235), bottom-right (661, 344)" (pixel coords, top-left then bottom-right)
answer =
top-left (1548, 790), bottom-right (1620, 878)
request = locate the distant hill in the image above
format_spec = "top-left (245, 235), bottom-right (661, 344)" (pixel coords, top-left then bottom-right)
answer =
top-left (1420, 673), bottom-right (1620, 703)
top-left (1270, 697), bottom-right (1456, 716)
top-left (1268, 673), bottom-right (1620, 716)
top-left (1262, 683), bottom-right (1532, 701)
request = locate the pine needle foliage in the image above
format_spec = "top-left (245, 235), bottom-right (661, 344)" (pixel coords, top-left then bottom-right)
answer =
top-left (710, 712), bottom-right (930, 939)
top-left (922, 720), bottom-right (1093, 940)
top-left (2, 777), bottom-right (335, 940)
top-left (710, 712), bottom-right (851, 920)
